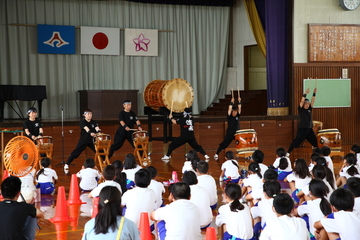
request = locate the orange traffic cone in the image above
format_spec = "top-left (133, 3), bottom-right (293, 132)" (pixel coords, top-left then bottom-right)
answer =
top-left (139, 212), bottom-right (152, 240)
top-left (205, 227), bottom-right (216, 240)
top-left (53, 221), bottom-right (69, 240)
top-left (50, 186), bottom-right (74, 223)
top-left (91, 197), bottom-right (99, 218)
top-left (68, 204), bottom-right (81, 230)
top-left (67, 174), bottom-right (85, 205)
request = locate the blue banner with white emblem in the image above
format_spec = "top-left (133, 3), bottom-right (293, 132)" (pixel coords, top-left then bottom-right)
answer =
top-left (37, 24), bottom-right (75, 54)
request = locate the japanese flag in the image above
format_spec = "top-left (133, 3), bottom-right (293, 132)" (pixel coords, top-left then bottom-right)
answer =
top-left (81, 26), bottom-right (120, 55)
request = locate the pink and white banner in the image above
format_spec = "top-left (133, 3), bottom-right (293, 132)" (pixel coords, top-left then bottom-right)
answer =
top-left (81, 26), bottom-right (120, 55)
top-left (125, 28), bottom-right (158, 56)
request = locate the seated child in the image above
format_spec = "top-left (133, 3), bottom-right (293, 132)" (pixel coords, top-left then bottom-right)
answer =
top-left (112, 160), bottom-right (127, 194)
top-left (296, 179), bottom-right (332, 240)
top-left (239, 162), bottom-right (263, 206)
top-left (346, 177), bottom-right (360, 215)
top-left (76, 158), bottom-right (102, 192)
top-left (121, 169), bottom-right (157, 227)
top-left (260, 193), bottom-right (309, 240)
top-left (263, 168), bottom-right (279, 182)
top-left (182, 150), bottom-right (199, 173)
top-left (308, 153), bottom-right (321, 173)
top-left (146, 166), bottom-right (165, 209)
top-left (272, 147), bottom-right (292, 180)
top-left (220, 151), bottom-right (240, 183)
top-left (314, 157), bottom-right (336, 190)
top-left (336, 153), bottom-right (360, 187)
top-left (182, 171), bottom-right (212, 229)
top-left (252, 150), bottom-right (268, 177)
top-left (321, 146), bottom-right (335, 177)
top-left (89, 165), bottom-right (122, 198)
top-left (150, 182), bottom-right (202, 240)
top-left (36, 158), bottom-right (58, 194)
top-left (122, 153), bottom-right (142, 189)
top-left (216, 183), bottom-right (253, 240)
top-left (314, 188), bottom-right (360, 240)
top-left (284, 158), bottom-right (312, 204)
top-left (18, 168), bottom-right (37, 203)
top-left (196, 161), bottom-right (218, 209)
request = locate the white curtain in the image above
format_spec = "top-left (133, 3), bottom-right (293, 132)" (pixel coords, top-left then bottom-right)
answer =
top-left (0, 0), bottom-right (230, 119)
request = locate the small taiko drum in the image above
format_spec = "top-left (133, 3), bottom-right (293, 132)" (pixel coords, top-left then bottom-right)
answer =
top-left (93, 134), bottom-right (111, 144)
top-left (132, 131), bottom-right (148, 142)
top-left (317, 129), bottom-right (342, 151)
top-left (235, 129), bottom-right (259, 153)
top-left (35, 136), bottom-right (53, 146)
top-left (143, 78), bottom-right (194, 113)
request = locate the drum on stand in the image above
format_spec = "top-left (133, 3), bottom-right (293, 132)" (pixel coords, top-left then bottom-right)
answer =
top-left (317, 129), bottom-right (342, 151)
top-left (36, 136), bottom-right (53, 160)
top-left (312, 120), bottom-right (323, 135)
top-left (235, 129), bottom-right (259, 154)
top-left (93, 134), bottom-right (111, 172)
top-left (132, 131), bottom-right (151, 167)
top-left (143, 78), bottom-right (194, 113)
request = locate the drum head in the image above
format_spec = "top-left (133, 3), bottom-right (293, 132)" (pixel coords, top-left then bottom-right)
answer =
top-left (162, 78), bottom-right (194, 113)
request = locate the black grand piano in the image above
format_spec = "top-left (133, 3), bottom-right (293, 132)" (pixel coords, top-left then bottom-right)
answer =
top-left (0, 85), bottom-right (47, 121)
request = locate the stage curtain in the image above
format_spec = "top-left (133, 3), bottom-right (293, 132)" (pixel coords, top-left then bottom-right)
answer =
top-left (244, 0), bottom-right (266, 57)
top-left (0, 0), bottom-right (230, 119)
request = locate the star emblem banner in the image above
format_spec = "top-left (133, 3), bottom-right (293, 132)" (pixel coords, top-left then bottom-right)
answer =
top-left (125, 28), bottom-right (158, 56)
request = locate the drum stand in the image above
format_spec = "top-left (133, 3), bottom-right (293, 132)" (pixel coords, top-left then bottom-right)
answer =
top-left (94, 139), bottom-right (111, 172)
top-left (133, 136), bottom-right (151, 167)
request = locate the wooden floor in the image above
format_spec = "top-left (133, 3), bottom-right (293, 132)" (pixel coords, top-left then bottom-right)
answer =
top-left (3, 142), bottom-right (345, 240)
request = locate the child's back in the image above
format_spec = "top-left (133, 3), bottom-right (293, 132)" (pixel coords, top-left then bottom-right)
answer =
top-left (146, 166), bottom-right (165, 209)
top-left (196, 161), bottom-right (218, 207)
top-left (36, 158), bottom-right (58, 194)
top-left (77, 158), bottom-right (102, 191)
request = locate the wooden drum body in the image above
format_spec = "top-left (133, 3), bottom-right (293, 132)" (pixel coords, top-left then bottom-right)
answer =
top-left (93, 134), bottom-right (111, 144)
top-left (143, 78), bottom-right (194, 113)
top-left (235, 129), bottom-right (259, 153)
top-left (132, 131), bottom-right (151, 167)
top-left (317, 128), bottom-right (342, 151)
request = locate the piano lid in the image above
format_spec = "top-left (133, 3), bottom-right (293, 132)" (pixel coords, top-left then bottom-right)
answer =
top-left (0, 85), bottom-right (47, 101)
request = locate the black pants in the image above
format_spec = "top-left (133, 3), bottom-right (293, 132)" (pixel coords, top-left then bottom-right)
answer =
top-left (166, 135), bottom-right (206, 156)
top-left (216, 130), bottom-right (235, 154)
top-left (288, 128), bottom-right (318, 153)
top-left (66, 137), bottom-right (95, 164)
top-left (109, 129), bottom-right (134, 158)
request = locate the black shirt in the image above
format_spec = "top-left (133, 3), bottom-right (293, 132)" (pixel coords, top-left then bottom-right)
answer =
top-left (298, 105), bottom-right (313, 128)
top-left (0, 200), bottom-right (37, 240)
top-left (177, 116), bottom-right (195, 137)
top-left (227, 113), bottom-right (240, 133)
top-left (119, 110), bottom-right (138, 128)
top-left (79, 118), bottom-right (99, 137)
top-left (23, 118), bottom-right (42, 138)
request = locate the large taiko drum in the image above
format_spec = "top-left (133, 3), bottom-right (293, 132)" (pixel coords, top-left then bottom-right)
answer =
top-left (143, 78), bottom-right (194, 113)
top-left (317, 129), bottom-right (342, 151)
top-left (235, 129), bottom-right (259, 153)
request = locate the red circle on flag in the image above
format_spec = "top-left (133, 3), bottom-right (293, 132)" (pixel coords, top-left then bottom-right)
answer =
top-left (92, 32), bottom-right (108, 50)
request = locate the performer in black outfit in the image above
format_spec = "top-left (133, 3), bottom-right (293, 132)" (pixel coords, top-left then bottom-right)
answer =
top-left (287, 87), bottom-right (318, 156)
top-left (23, 107), bottom-right (43, 141)
top-left (161, 107), bottom-right (209, 162)
top-left (108, 100), bottom-right (142, 158)
top-left (64, 109), bottom-right (101, 170)
top-left (214, 96), bottom-right (241, 159)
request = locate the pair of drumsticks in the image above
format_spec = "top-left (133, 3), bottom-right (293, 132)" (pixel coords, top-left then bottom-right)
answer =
top-left (169, 100), bottom-right (190, 116)
top-left (231, 87), bottom-right (241, 98)
top-left (307, 77), bottom-right (318, 89)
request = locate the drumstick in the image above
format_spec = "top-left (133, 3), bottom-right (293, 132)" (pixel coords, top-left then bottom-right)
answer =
top-left (237, 87), bottom-right (240, 98)
top-left (170, 100), bottom-right (174, 116)
top-left (129, 129), bottom-right (139, 131)
top-left (315, 78), bottom-right (318, 89)
top-left (231, 88), bottom-right (234, 98)
top-left (185, 101), bottom-right (188, 108)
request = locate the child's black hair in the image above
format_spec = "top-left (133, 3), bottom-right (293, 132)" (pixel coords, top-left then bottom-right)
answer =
top-left (252, 150), bottom-right (264, 163)
top-left (225, 183), bottom-right (244, 212)
top-left (111, 160), bottom-right (127, 194)
top-left (134, 169), bottom-right (151, 188)
top-left (123, 153), bottom-right (137, 170)
top-left (329, 188), bottom-right (354, 211)
top-left (196, 161), bottom-right (209, 174)
top-left (347, 177), bottom-right (360, 197)
top-left (312, 165), bottom-right (327, 180)
top-left (276, 147), bottom-right (287, 158)
top-left (309, 179), bottom-right (331, 216)
top-left (182, 171), bottom-right (198, 186)
top-left (36, 157), bottom-right (51, 180)
top-left (278, 157), bottom-right (289, 170)
top-left (1, 176), bottom-right (21, 199)
top-left (344, 153), bottom-right (359, 177)
top-left (314, 157), bottom-right (335, 188)
top-left (263, 181), bottom-right (281, 198)
top-left (311, 153), bottom-right (321, 163)
top-left (294, 158), bottom-right (311, 179)
top-left (248, 162), bottom-right (262, 179)
top-left (226, 151), bottom-right (239, 169)
top-left (103, 165), bottom-right (116, 180)
top-left (351, 144), bottom-right (360, 154)
top-left (263, 168), bottom-right (278, 181)
top-left (146, 166), bottom-right (158, 179)
top-left (170, 182), bottom-right (191, 200)
top-left (84, 158), bottom-right (95, 168)
top-left (187, 150), bottom-right (199, 161)
top-left (273, 193), bottom-right (294, 215)
top-left (191, 157), bottom-right (200, 171)
top-left (312, 148), bottom-right (322, 155)
top-left (321, 146), bottom-right (331, 157)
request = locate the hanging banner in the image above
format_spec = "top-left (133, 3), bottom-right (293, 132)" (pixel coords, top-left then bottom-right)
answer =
top-left (37, 24), bottom-right (75, 54)
top-left (81, 26), bottom-right (120, 55)
top-left (125, 28), bottom-right (158, 56)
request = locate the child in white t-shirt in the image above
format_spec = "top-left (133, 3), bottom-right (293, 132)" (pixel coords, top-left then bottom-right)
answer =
top-left (216, 183), bottom-right (253, 240)
top-left (89, 165), bottom-right (122, 198)
top-left (314, 188), bottom-right (360, 240)
top-left (260, 193), bottom-right (309, 240)
top-left (122, 153), bottom-right (142, 189)
top-left (321, 146), bottom-right (335, 177)
top-left (182, 150), bottom-right (199, 174)
top-left (336, 153), bottom-right (360, 187)
top-left (18, 168), bottom-right (37, 203)
top-left (196, 161), bottom-right (218, 209)
top-left (272, 147), bottom-right (292, 180)
top-left (284, 158), bottom-right (312, 204)
top-left (146, 166), bottom-right (165, 209)
top-left (239, 162), bottom-right (263, 206)
top-left (252, 150), bottom-right (268, 178)
top-left (346, 177), bottom-right (360, 215)
top-left (220, 151), bottom-right (240, 183)
top-left (36, 158), bottom-right (58, 194)
top-left (76, 158), bottom-right (102, 191)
